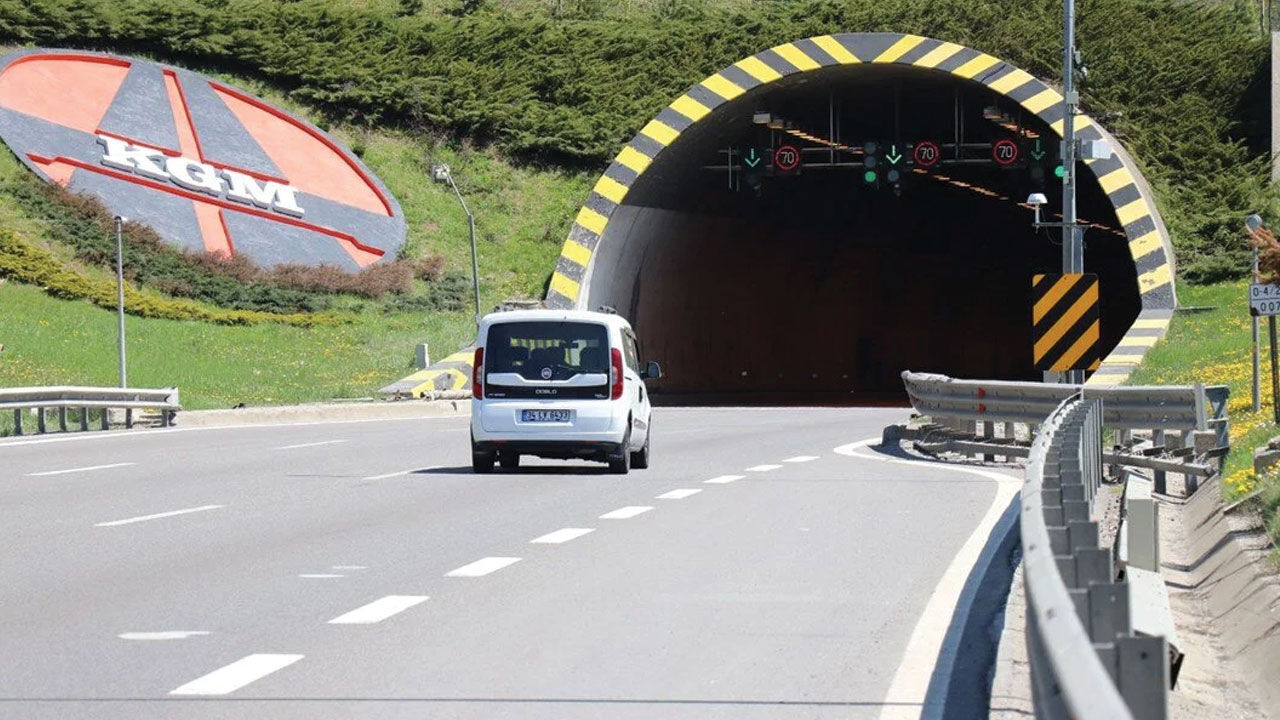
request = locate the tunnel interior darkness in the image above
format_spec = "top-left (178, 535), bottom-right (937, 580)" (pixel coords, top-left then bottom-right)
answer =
top-left (586, 65), bottom-right (1141, 404)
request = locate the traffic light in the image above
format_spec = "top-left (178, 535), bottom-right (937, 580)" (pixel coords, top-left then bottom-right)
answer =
top-left (862, 141), bottom-right (879, 185)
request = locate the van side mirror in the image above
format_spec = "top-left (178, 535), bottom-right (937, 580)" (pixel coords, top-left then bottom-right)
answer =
top-left (642, 361), bottom-right (662, 380)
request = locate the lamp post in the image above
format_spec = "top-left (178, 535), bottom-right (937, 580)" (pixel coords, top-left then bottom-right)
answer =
top-left (1247, 213), bottom-right (1266, 414)
top-left (432, 164), bottom-right (482, 327)
top-left (114, 216), bottom-right (127, 388)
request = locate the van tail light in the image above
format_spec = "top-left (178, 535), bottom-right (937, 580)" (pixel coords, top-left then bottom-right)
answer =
top-left (610, 348), bottom-right (624, 400)
top-left (472, 347), bottom-right (484, 399)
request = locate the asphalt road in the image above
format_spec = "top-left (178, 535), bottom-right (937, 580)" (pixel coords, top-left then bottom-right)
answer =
top-left (0, 407), bottom-right (1017, 719)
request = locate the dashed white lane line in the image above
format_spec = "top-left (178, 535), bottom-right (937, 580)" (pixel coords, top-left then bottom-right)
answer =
top-left (599, 506), bottom-right (653, 519)
top-left (119, 631), bottom-right (210, 641)
top-left (704, 474), bottom-right (744, 484)
top-left (833, 438), bottom-right (1022, 720)
top-left (328, 595), bottom-right (429, 625)
top-left (274, 439), bottom-right (348, 451)
top-left (530, 528), bottom-right (595, 544)
top-left (746, 464), bottom-right (782, 472)
top-left (95, 504), bottom-right (224, 528)
top-left (446, 557), bottom-right (522, 577)
top-left (299, 574), bottom-right (343, 579)
top-left (169, 653), bottom-right (304, 696)
top-left (656, 488), bottom-right (702, 500)
top-left (783, 455), bottom-right (819, 463)
top-left (26, 462), bottom-right (135, 477)
top-left (362, 466), bottom-right (437, 480)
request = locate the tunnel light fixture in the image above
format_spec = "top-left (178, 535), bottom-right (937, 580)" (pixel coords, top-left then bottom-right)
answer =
top-left (752, 112), bottom-right (772, 125)
top-left (983, 105), bottom-right (1005, 121)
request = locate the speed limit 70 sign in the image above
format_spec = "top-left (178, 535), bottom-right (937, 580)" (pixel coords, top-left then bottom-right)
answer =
top-left (992, 139), bottom-right (1019, 166)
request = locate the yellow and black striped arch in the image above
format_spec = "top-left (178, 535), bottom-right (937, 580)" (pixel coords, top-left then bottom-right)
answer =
top-left (545, 32), bottom-right (1176, 385)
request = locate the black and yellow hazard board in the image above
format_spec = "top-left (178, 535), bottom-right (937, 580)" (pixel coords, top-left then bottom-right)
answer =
top-left (1032, 273), bottom-right (1101, 372)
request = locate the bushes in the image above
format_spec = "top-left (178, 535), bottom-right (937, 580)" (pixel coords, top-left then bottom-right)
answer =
top-left (0, 229), bottom-right (346, 326)
top-left (0, 0), bottom-right (1271, 281)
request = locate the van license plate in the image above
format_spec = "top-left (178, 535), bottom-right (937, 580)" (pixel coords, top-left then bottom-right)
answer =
top-left (522, 409), bottom-right (571, 423)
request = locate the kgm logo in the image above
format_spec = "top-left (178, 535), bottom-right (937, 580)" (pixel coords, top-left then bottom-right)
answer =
top-left (0, 50), bottom-right (406, 271)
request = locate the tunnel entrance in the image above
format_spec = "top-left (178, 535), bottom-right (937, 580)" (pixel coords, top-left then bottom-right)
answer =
top-left (548, 35), bottom-right (1171, 405)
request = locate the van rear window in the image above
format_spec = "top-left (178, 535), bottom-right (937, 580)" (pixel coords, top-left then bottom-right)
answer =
top-left (486, 321), bottom-right (609, 387)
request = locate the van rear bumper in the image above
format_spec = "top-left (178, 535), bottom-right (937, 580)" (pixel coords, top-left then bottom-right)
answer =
top-left (472, 439), bottom-right (624, 460)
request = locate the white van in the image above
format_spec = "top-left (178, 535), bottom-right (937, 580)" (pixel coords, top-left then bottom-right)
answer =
top-left (469, 309), bottom-right (661, 474)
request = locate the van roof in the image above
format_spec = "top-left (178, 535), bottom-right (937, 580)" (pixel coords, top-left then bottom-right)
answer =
top-left (479, 308), bottom-right (632, 331)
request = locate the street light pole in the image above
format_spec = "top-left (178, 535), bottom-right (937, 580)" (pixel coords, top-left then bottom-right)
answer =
top-left (433, 165), bottom-right (482, 327)
top-left (1061, 0), bottom-right (1084, 384)
top-left (114, 216), bottom-right (127, 388)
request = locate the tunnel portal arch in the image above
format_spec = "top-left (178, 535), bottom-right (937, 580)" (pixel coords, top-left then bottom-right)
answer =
top-left (547, 32), bottom-right (1177, 394)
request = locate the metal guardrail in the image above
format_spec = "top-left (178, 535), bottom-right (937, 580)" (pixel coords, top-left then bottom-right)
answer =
top-left (1, 386), bottom-right (180, 435)
top-left (1024, 395), bottom-right (1170, 720)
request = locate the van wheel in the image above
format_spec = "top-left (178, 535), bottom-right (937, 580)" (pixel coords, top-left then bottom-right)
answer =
top-left (608, 429), bottom-right (631, 474)
top-left (499, 451), bottom-right (520, 470)
top-left (631, 426), bottom-right (651, 469)
top-left (472, 442), bottom-right (495, 474)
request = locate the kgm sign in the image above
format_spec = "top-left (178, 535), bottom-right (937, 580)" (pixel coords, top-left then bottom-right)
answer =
top-left (0, 50), bottom-right (405, 271)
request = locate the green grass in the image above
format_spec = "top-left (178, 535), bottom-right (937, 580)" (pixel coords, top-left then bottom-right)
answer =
top-left (0, 280), bottom-right (475, 415)
top-left (1128, 279), bottom-right (1280, 545)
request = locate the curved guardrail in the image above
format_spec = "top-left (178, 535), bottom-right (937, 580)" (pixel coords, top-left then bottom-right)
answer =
top-left (1024, 395), bottom-right (1169, 720)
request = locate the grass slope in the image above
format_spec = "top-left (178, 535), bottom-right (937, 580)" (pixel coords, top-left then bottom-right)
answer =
top-left (1129, 280), bottom-right (1280, 547)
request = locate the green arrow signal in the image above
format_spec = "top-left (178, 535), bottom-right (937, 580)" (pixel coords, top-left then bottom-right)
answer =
top-left (743, 148), bottom-right (761, 168)
top-left (1030, 139), bottom-right (1046, 161)
top-left (886, 145), bottom-right (902, 165)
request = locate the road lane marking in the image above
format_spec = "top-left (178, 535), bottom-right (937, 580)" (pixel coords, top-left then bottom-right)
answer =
top-left (95, 504), bottom-right (223, 528)
top-left (274, 439), bottom-right (348, 450)
top-left (783, 455), bottom-right (819, 463)
top-left (26, 462), bottom-right (135, 477)
top-left (328, 595), bottom-right (428, 625)
top-left (530, 528), bottom-right (595, 544)
top-left (298, 574), bottom-right (343, 579)
top-left (169, 653), bottom-right (304, 696)
top-left (446, 557), bottom-right (522, 577)
top-left (332, 565), bottom-right (367, 570)
top-left (362, 466), bottom-right (438, 480)
top-left (656, 489), bottom-right (702, 500)
top-left (119, 631), bottom-right (210, 641)
top-left (599, 506), bottom-right (653, 519)
top-left (746, 464), bottom-right (782, 472)
top-left (834, 438), bottom-right (1021, 720)
top-left (704, 474), bottom-right (744, 484)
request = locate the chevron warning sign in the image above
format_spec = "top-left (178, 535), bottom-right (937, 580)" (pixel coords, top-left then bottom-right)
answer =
top-left (1032, 273), bottom-right (1101, 372)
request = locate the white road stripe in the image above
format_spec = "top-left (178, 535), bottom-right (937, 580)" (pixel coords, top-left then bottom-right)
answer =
top-left (704, 474), bottom-right (744, 484)
top-left (298, 574), bottom-right (343, 579)
top-left (446, 557), bottom-right (521, 577)
top-left (328, 595), bottom-right (428, 625)
top-left (746, 464), bottom-right (782, 472)
top-left (332, 565), bottom-right (367, 570)
top-left (656, 488), bottom-right (702, 500)
top-left (119, 631), bottom-right (209, 641)
top-left (26, 462), bottom-right (135, 477)
top-left (362, 465), bottom-right (437, 480)
top-left (833, 439), bottom-right (1022, 720)
top-left (274, 439), bottom-right (348, 450)
top-left (95, 504), bottom-right (223, 528)
top-left (530, 528), bottom-right (595, 544)
top-left (783, 455), bottom-right (819, 463)
top-left (599, 506), bottom-right (653, 519)
top-left (169, 653), bottom-right (303, 696)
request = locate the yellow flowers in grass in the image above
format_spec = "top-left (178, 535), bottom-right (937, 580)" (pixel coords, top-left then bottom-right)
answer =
top-left (1226, 467), bottom-right (1259, 495)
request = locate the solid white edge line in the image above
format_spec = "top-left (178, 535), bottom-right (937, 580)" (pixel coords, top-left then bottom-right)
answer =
top-left (656, 488), bottom-right (702, 500)
top-left (169, 653), bottom-right (304, 696)
top-left (328, 595), bottom-right (429, 625)
top-left (783, 455), bottom-right (820, 463)
top-left (119, 631), bottom-right (210, 641)
top-left (530, 528), bottom-right (595, 544)
top-left (94, 504), bottom-right (224, 528)
top-left (445, 557), bottom-right (522, 577)
top-left (0, 415), bottom-right (464, 449)
top-left (746, 464), bottom-right (782, 472)
top-left (833, 438), bottom-right (1021, 720)
top-left (274, 439), bottom-right (348, 451)
top-left (703, 474), bottom-right (744, 484)
top-left (599, 506), bottom-right (653, 519)
top-left (26, 462), bottom-right (136, 477)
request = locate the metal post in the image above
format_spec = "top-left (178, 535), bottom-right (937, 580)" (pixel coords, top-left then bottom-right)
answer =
top-left (13, 408), bottom-right (22, 436)
top-left (1062, 0), bottom-right (1084, 385)
top-left (1255, 243), bottom-right (1263, 412)
top-left (58, 406), bottom-right (67, 432)
top-left (114, 216), bottom-right (127, 388)
top-left (467, 211), bottom-right (481, 324)
top-left (79, 407), bottom-right (89, 432)
top-left (1270, 315), bottom-right (1279, 424)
